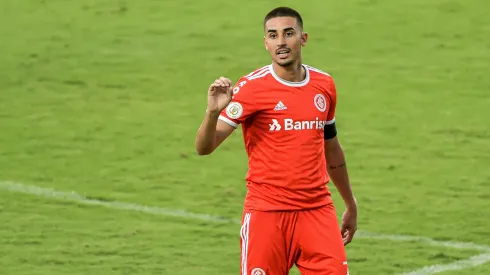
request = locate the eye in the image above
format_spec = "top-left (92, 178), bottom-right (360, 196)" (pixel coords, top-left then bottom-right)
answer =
top-left (269, 33), bottom-right (276, 38)
top-left (286, 31), bottom-right (294, 37)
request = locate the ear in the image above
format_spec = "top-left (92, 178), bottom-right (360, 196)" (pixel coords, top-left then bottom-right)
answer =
top-left (264, 36), bottom-right (268, 50)
top-left (301, 32), bottom-right (308, 47)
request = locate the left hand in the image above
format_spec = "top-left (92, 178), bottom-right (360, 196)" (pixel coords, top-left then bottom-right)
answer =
top-left (341, 206), bottom-right (358, 246)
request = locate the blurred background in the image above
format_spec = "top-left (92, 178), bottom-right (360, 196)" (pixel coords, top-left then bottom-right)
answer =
top-left (0, 0), bottom-right (489, 274)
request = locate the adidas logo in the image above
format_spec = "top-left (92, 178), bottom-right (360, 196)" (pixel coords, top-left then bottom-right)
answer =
top-left (274, 101), bottom-right (287, 111)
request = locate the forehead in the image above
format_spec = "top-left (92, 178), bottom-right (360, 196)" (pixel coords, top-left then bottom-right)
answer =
top-left (265, 16), bottom-right (299, 31)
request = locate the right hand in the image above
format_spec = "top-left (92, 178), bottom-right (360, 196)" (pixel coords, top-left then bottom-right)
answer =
top-left (207, 76), bottom-right (233, 114)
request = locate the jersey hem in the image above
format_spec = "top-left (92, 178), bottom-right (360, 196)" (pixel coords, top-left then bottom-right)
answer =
top-left (243, 200), bottom-right (334, 212)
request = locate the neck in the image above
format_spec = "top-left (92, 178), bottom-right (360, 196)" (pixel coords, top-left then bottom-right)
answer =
top-left (271, 60), bottom-right (305, 83)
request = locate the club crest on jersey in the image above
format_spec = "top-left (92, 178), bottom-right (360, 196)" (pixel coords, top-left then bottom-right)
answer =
top-left (225, 102), bottom-right (243, 119)
top-left (252, 268), bottom-right (266, 275)
top-left (314, 94), bottom-right (327, 112)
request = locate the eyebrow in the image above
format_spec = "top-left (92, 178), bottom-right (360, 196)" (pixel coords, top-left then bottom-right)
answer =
top-left (267, 27), bottom-right (296, 33)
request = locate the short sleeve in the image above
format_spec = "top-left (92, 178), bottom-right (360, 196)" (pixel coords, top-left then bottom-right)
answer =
top-left (326, 78), bottom-right (337, 125)
top-left (218, 77), bottom-right (257, 128)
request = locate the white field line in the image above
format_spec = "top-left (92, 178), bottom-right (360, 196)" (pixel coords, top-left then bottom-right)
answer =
top-left (359, 232), bottom-right (490, 252)
top-left (398, 253), bottom-right (490, 275)
top-left (1, 180), bottom-right (490, 275)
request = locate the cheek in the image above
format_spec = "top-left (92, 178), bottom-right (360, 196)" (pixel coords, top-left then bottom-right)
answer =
top-left (289, 42), bottom-right (301, 51)
top-left (266, 42), bottom-right (278, 53)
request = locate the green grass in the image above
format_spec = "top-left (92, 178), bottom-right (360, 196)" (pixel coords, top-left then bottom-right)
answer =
top-left (1, 0), bottom-right (490, 274)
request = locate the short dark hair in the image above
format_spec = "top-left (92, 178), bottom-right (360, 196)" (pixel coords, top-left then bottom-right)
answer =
top-left (264, 7), bottom-right (303, 30)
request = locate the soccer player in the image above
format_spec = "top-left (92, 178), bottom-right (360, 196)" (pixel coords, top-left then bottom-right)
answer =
top-left (195, 6), bottom-right (357, 275)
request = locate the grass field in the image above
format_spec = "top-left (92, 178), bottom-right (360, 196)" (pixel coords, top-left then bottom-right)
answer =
top-left (1, 0), bottom-right (490, 274)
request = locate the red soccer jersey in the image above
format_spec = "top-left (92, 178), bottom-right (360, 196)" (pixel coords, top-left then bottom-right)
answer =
top-left (219, 64), bottom-right (337, 211)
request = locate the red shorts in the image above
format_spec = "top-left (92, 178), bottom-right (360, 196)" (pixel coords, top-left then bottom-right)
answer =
top-left (240, 204), bottom-right (349, 275)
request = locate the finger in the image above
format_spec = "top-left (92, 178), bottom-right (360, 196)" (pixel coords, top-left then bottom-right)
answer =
top-left (342, 230), bottom-right (350, 245)
top-left (214, 79), bottom-right (226, 87)
top-left (210, 83), bottom-right (226, 93)
top-left (344, 230), bottom-right (355, 246)
top-left (223, 78), bottom-right (233, 87)
top-left (218, 77), bottom-right (231, 87)
top-left (212, 81), bottom-right (229, 91)
top-left (219, 76), bottom-right (231, 83)
top-left (341, 231), bottom-right (347, 245)
top-left (209, 82), bottom-right (221, 91)
top-left (212, 79), bottom-right (224, 87)
top-left (340, 225), bottom-right (347, 237)
top-left (211, 80), bottom-right (223, 86)
top-left (345, 233), bottom-right (354, 245)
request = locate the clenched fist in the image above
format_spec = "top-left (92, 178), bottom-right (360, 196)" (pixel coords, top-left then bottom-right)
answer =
top-left (207, 77), bottom-right (233, 114)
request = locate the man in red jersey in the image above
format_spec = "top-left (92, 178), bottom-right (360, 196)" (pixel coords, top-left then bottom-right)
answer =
top-left (195, 6), bottom-right (357, 275)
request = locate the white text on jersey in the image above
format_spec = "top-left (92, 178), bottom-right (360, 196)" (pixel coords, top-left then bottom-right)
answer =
top-left (269, 118), bottom-right (326, 131)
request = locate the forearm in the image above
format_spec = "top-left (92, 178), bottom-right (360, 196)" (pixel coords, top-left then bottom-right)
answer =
top-left (195, 111), bottom-right (220, 155)
top-left (326, 146), bottom-right (357, 209)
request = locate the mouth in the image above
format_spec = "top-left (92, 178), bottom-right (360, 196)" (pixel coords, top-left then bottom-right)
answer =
top-left (276, 49), bottom-right (291, 59)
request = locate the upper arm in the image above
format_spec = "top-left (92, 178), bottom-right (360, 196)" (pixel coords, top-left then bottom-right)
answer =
top-left (324, 76), bottom-right (339, 150)
top-left (326, 78), bottom-right (337, 125)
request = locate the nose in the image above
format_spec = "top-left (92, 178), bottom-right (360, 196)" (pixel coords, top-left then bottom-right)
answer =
top-left (277, 36), bottom-right (286, 46)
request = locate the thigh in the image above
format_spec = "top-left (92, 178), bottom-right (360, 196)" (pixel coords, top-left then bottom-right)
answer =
top-left (295, 204), bottom-right (349, 275)
top-left (240, 210), bottom-right (290, 275)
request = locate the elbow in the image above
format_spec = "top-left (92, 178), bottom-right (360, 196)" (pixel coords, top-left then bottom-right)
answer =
top-left (194, 136), bottom-right (217, 156)
top-left (196, 149), bottom-right (211, 156)
top-left (195, 138), bottom-right (209, 156)
top-left (195, 145), bottom-right (214, 156)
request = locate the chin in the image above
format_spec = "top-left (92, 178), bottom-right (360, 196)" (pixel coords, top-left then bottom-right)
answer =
top-left (275, 59), bottom-right (294, 67)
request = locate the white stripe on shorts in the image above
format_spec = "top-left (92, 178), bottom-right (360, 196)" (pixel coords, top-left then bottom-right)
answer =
top-left (241, 213), bottom-right (251, 275)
